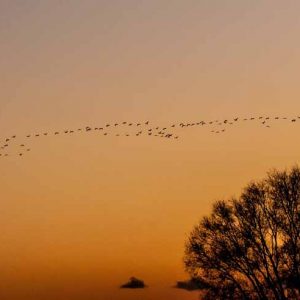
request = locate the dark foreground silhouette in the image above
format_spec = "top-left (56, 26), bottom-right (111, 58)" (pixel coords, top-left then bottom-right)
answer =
top-left (175, 278), bottom-right (204, 291)
top-left (185, 166), bottom-right (300, 299)
top-left (120, 277), bottom-right (146, 289)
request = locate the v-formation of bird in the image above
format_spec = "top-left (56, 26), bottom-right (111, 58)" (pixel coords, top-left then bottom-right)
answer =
top-left (0, 121), bottom-right (179, 158)
top-left (0, 116), bottom-right (299, 158)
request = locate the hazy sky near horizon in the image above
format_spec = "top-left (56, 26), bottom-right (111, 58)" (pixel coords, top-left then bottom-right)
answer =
top-left (1, 1), bottom-right (300, 299)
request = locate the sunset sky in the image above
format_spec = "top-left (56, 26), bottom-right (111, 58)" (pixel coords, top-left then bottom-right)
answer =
top-left (1, 1), bottom-right (300, 299)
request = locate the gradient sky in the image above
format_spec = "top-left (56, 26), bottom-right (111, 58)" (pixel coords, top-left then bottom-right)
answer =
top-left (1, 1), bottom-right (300, 299)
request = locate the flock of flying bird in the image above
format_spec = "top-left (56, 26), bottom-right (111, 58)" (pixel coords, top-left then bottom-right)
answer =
top-left (0, 115), bottom-right (300, 158)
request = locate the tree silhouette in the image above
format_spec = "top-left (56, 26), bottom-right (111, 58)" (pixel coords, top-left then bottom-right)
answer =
top-left (184, 166), bottom-right (300, 299)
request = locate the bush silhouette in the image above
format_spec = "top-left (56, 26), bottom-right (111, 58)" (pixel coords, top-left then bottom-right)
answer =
top-left (120, 277), bottom-right (146, 289)
top-left (185, 166), bottom-right (300, 299)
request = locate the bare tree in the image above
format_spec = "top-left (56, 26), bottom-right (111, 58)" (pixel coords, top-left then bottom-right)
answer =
top-left (184, 166), bottom-right (300, 299)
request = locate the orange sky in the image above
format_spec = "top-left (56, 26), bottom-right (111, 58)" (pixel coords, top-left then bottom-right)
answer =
top-left (1, 1), bottom-right (300, 299)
